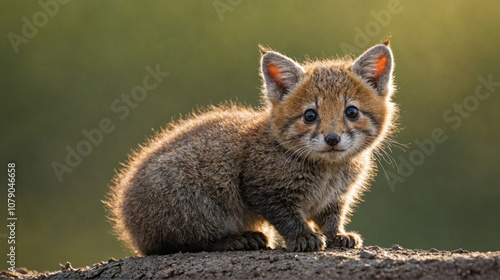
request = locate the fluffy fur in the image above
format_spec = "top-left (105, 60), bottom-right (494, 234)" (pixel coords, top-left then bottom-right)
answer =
top-left (105, 42), bottom-right (398, 255)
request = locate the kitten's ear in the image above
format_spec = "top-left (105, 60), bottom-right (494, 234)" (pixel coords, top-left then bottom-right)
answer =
top-left (352, 44), bottom-right (394, 96)
top-left (261, 51), bottom-right (305, 103)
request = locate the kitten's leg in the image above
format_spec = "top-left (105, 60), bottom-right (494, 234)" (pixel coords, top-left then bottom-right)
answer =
top-left (249, 204), bottom-right (326, 252)
top-left (267, 209), bottom-right (326, 252)
top-left (313, 202), bottom-right (363, 248)
top-left (242, 189), bottom-right (326, 252)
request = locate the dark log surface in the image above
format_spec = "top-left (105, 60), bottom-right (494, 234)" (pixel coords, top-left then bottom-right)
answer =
top-left (3, 245), bottom-right (500, 279)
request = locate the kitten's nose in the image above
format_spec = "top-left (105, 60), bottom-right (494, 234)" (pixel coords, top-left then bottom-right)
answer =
top-left (325, 134), bottom-right (341, 146)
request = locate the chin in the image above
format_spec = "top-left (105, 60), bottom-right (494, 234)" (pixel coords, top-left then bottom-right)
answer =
top-left (310, 149), bottom-right (350, 163)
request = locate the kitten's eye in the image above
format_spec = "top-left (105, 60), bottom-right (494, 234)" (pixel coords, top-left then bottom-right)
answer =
top-left (303, 109), bottom-right (317, 123)
top-left (345, 106), bottom-right (359, 120)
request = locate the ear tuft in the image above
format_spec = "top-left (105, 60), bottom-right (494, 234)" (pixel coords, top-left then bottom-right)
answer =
top-left (382, 35), bottom-right (391, 46)
top-left (258, 44), bottom-right (269, 55)
top-left (352, 44), bottom-right (394, 95)
top-left (261, 51), bottom-right (305, 103)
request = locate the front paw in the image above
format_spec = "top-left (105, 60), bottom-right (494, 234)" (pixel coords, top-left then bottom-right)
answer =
top-left (328, 232), bottom-right (363, 248)
top-left (286, 232), bottom-right (326, 252)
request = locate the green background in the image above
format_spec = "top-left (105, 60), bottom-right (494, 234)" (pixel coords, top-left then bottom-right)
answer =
top-left (1, 0), bottom-right (499, 272)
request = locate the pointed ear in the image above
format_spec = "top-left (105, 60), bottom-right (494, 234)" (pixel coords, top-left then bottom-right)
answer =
top-left (261, 51), bottom-right (305, 103)
top-left (352, 44), bottom-right (394, 96)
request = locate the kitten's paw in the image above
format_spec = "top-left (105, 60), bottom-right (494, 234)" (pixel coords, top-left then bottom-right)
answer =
top-left (221, 231), bottom-right (267, 251)
top-left (286, 232), bottom-right (326, 252)
top-left (241, 231), bottom-right (269, 250)
top-left (328, 232), bottom-right (363, 248)
top-left (205, 231), bottom-right (268, 251)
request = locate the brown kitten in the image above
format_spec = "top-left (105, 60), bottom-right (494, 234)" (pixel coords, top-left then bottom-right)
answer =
top-left (106, 41), bottom-right (397, 255)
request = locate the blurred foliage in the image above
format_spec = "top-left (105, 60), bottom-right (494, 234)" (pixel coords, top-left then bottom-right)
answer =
top-left (1, 0), bottom-right (499, 272)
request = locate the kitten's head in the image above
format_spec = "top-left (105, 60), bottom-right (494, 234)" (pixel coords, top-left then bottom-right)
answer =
top-left (260, 42), bottom-right (397, 162)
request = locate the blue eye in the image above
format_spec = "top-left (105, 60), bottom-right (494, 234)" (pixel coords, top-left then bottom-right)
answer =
top-left (345, 106), bottom-right (359, 120)
top-left (303, 109), bottom-right (317, 123)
